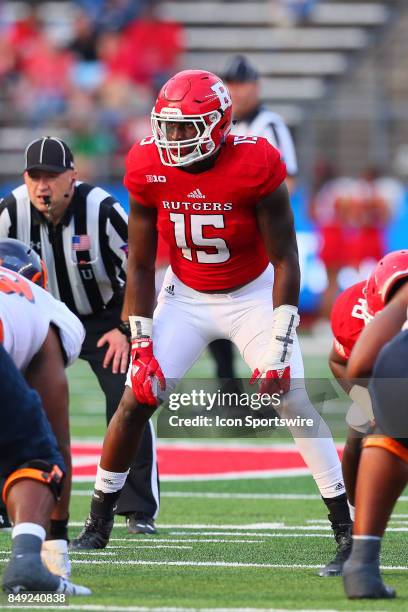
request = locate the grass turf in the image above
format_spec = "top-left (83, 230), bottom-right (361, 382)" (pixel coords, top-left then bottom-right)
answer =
top-left (1, 349), bottom-right (407, 610)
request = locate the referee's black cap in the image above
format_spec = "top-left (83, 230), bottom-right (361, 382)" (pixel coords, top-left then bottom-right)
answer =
top-left (223, 55), bottom-right (259, 83)
top-left (24, 136), bottom-right (75, 173)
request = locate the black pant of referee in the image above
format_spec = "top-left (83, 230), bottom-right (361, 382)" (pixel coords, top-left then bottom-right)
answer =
top-left (80, 305), bottom-right (159, 532)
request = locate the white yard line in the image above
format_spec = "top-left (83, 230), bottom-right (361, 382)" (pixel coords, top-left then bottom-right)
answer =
top-left (0, 606), bottom-right (344, 612)
top-left (108, 539), bottom-right (270, 544)
top-left (71, 489), bottom-right (408, 502)
top-left (71, 491), bottom-right (321, 500)
top-left (0, 558), bottom-right (404, 573)
top-left (68, 521), bottom-right (408, 532)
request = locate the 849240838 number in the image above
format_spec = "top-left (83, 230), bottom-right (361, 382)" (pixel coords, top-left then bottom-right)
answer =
top-left (6, 592), bottom-right (67, 605)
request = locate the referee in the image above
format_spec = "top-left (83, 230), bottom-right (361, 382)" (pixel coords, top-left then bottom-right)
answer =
top-left (224, 55), bottom-right (298, 193)
top-left (0, 136), bottom-right (159, 537)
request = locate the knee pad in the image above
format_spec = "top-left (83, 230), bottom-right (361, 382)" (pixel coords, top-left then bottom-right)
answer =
top-left (362, 436), bottom-right (408, 464)
top-left (2, 460), bottom-right (65, 503)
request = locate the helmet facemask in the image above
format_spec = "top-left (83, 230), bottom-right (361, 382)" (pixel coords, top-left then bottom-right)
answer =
top-left (151, 108), bottom-right (223, 167)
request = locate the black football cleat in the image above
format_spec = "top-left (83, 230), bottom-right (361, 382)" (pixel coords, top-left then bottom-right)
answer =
top-left (69, 514), bottom-right (113, 550)
top-left (343, 558), bottom-right (396, 599)
top-left (126, 513), bottom-right (157, 535)
top-left (318, 523), bottom-right (352, 577)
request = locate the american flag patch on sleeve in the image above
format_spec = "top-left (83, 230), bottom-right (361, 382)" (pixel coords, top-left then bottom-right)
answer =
top-left (72, 235), bottom-right (91, 251)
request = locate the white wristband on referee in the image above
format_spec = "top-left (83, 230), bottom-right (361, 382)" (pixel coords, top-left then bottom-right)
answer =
top-left (267, 304), bottom-right (300, 367)
top-left (129, 316), bottom-right (153, 340)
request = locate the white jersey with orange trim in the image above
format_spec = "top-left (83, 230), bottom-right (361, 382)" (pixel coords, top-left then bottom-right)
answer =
top-left (0, 266), bottom-right (84, 371)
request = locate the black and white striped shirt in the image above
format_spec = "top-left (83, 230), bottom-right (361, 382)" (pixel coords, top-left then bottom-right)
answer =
top-left (231, 105), bottom-right (298, 176)
top-left (0, 182), bottom-right (128, 317)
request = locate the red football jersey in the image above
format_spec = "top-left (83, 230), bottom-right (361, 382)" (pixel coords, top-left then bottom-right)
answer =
top-left (331, 280), bottom-right (368, 360)
top-left (124, 134), bottom-right (286, 291)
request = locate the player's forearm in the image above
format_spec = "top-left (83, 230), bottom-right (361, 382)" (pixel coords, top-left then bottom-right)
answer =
top-left (329, 360), bottom-right (353, 392)
top-left (272, 255), bottom-right (300, 308)
top-left (125, 265), bottom-right (156, 318)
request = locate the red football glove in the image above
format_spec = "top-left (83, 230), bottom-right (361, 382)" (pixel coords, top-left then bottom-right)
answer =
top-left (250, 365), bottom-right (291, 396)
top-left (130, 338), bottom-right (166, 406)
top-left (249, 305), bottom-right (300, 397)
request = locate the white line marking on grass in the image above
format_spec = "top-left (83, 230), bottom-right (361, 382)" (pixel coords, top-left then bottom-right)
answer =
top-left (0, 605), bottom-right (345, 611)
top-left (169, 532), bottom-right (332, 538)
top-left (69, 521), bottom-right (408, 533)
top-left (108, 535), bottom-right (333, 542)
top-left (0, 556), bottom-right (406, 574)
top-left (56, 559), bottom-right (408, 571)
top-left (71, 491), bottom-right (322, 500)
top-left (67, 551), bottom-right (116, 555)
top-left (129, 545), bottom-right (193, 550)
top-left (108, 539), bottom-right (270, 544)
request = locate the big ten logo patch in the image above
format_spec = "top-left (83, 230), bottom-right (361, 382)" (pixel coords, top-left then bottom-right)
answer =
top-left (146, 175), bottom-right (167, 183)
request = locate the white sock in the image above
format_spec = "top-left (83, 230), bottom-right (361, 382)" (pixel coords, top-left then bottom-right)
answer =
top-left (281, 388), bottom-right (345, 498)
top-left (95, 465), bottom-right (129, 494)
top-left (348, 501), bottom-right (356, 522)
top-left (353, 535), bottom-right (381, 541)
top-left (42, 539), bottom-right (68, 553)
top-left (293, 437), bottom-right (345, 498)
top-left (12, 522), bottom-right (46, 541)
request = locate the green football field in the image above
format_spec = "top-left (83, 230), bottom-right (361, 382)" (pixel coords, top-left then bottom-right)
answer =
top-left (1, 346), bottom-right (407, 611)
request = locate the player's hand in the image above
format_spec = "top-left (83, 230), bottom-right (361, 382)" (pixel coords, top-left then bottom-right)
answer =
top-left (130, 337), bottom-right (166, 406)
top-left (250, 365), bottom-right (291, 395)
top-left (97, 328), bottom-right (130, 374)
top-left (249, 305), bottom-right (300, 396)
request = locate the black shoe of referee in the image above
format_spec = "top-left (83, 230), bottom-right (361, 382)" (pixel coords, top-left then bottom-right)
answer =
top-left (126, 513), bottom-right (157, 535)
top-left (69, 513), bottom-right (113, 550)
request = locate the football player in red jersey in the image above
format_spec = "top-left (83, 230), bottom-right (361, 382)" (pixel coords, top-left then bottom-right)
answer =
top-left (342, 279), bottom-right (408, 599)
top-left (330, 250), bottom-right (408, 519)
top-left (72, 70), bottom-right (351, 575)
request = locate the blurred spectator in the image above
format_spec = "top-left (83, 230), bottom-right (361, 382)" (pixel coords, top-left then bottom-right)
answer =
top-left (0, 0), bottom-right (182, 180)
top-left (277, 0), bottom-right (318, 25)
top-left (68, 9), bottom-right (98, 61)
top-left (17, 33), bottom-right (74, 124)
top-left (120, 0), bottom-right (184, 91)
top-left (0, 37), bottom-right (17, 85)
top-left (6, 4), bottom-right (43, 52)
top-left (310, 167), bottom-right (403, 322)
top-left (73, 0), bottom-right (143, 32)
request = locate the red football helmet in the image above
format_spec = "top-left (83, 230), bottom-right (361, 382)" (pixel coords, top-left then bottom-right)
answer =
top-left (364, 250), bottom-right (408, 316)
top-left (151, 70), bottom-right (233, 167)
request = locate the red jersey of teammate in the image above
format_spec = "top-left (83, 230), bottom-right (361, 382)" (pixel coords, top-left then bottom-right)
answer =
top-left (124, 134), bottom-right (286, 291)
top-left (330, 280), bottom-right (370, 360)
